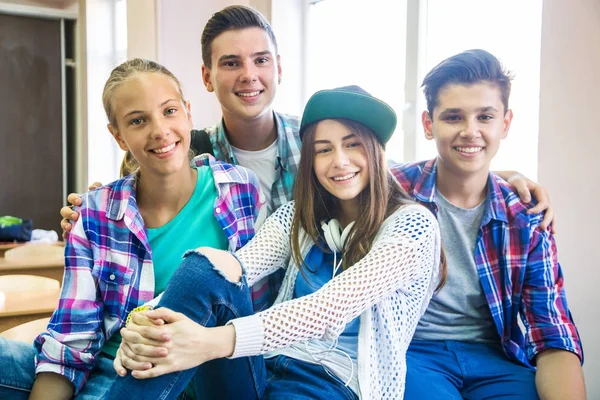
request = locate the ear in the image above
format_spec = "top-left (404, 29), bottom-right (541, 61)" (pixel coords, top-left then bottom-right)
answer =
top-left (501, 109), bottom-right (513, 139)
top-left (421, 110), bottom-right (434, 141)
top-left (201, 64), bottom-right (214, 92)
top-left (108, 123), bottom-right (129, 152)
top-left (185, 100), bottom-right (193, 125)
top-left (276, 54), bottom-right (282, 84)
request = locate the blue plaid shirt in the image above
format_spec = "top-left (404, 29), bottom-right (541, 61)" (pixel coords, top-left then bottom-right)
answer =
top-left (204, 111), bottom-right (301, 310)
top-left (390, 159), bottom-right (583, 368)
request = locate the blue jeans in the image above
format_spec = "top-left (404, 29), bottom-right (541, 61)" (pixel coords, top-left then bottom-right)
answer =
top-left (264, 355), bottom-right (357, 400)
top-left (404, 340), bottom-right (538, 400)
top-left (107, 251), bottom-right (358, 400)
top-left (0, 337), bottom-right (117, 399)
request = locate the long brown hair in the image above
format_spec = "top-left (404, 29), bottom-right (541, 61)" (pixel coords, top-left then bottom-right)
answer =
top-left (291, 119), bottom-right (412, 272)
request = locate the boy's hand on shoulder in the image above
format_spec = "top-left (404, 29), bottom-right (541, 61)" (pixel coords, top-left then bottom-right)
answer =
top-left (60, 182), bottom-right (103, 238)
top-left (501, 171), bottom-right (556, 233)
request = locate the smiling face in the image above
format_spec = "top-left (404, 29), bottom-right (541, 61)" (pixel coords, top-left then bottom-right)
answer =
top-left (423, 82), bottom-right (513, 183)
top-left (107, 72), bottom-right (193, 178)
top-left (313, 119), bottom-right (370, 214)
top-left (202, 27), bottom-right (281, 126)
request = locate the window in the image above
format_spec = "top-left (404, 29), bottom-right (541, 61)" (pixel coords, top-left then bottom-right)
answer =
top-left (304, 0), bottom-right (408, 162)
top-left (85, 0), bottom-right (128, 185)
top-left (416, 0), bottom-right (543, 178)
top-left (296, 0), bottom-right (543, 177)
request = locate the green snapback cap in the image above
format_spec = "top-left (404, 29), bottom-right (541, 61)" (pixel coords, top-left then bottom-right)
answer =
top-left (299, 85), bottom-right (397, 145)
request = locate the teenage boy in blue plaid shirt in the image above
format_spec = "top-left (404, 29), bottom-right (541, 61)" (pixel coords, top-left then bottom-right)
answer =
top-left (393, 49), bottom-right (584, 399)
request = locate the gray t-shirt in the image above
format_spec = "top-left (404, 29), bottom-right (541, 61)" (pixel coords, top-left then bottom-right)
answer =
top-left (413, 191), bottom-right (498, 342)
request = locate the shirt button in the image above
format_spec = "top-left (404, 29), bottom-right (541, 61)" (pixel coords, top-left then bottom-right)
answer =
top-left (109, 273), bottom-right (116, 281)
top-left (215, 207), bottom-right (221, 214)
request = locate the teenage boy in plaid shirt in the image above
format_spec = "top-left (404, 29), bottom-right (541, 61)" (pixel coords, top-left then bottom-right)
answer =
top-left (391, 49), bottom-right (584, 399)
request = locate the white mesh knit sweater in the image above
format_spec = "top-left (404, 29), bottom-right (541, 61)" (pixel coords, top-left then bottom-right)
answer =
top-left (230, 201), bottom-right (441, 399)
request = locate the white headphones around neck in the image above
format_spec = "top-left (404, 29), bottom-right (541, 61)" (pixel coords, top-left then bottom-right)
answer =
top-left (321, 219), bottom-right (355, 279)
top-left (321, 219), bottom-right (355, 253)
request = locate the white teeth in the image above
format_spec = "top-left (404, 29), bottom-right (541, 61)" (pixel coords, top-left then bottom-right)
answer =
top-left (152, 143), bottom-right (176, 154)
top-left (333, 173), bottom-right (356, 181)
top-left (237, 91), bottom-right (260, 97)
top-left (455, 146), bottom-right (483, 153)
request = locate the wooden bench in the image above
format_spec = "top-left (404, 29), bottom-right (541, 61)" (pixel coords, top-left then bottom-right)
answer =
top-left (0, 275), bottom-right (60, 332)
top-left (0, 257), bottom-right (64, 284)
top-left (0, 316), bottom-right (50, 343)
top-left (0, 243), bottom-right (65, 284)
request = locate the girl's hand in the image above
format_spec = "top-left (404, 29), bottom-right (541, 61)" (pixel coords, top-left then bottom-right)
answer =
top-left (118, 307), bottom-right (237, 379)
top-left (113, 310), bottom-right (169, 376)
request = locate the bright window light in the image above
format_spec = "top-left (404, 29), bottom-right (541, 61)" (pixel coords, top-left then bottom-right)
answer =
top-left (417, 0), bottom-right (543, 178)
top-left (306, 0), bottom-right (408, 162)
top-left (305, 0), bottom-right (543, 177)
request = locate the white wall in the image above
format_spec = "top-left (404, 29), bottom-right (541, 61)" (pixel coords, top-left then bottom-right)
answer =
top-left (538, 0), bottom-right (600, 395)
top-left (270, 0), bottom-right (304, 115)
top-left (126, 0), bottom-right (157, 60)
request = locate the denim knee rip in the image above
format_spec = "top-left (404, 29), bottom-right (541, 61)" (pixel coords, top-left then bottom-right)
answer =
top-left (182, 249), bottom-right (247, 289)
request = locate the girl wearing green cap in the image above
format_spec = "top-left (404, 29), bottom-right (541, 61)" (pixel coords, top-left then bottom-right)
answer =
top-left (107, 86), bottom-right (444, 400)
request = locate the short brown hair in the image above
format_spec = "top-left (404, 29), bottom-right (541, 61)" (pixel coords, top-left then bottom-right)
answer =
top-left (422, 49), bottom-right (513, 115)
top-left (201, 5), bottom-right (278, 68)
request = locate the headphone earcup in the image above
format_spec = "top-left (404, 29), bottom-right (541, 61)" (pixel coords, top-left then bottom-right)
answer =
top-left (339, 222), bottom-right (354, 247)
top-left (322, 219), bottom-right (341, 252)
top-left (322, 219), bottom-right (355, 253)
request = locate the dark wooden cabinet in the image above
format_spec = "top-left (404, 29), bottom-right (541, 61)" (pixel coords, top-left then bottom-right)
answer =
top-left (0, 13), bottom-right (64, 233)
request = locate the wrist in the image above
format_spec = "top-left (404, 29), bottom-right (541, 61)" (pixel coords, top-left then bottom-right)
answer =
top-left (212, 325), bottom-right (236, 359)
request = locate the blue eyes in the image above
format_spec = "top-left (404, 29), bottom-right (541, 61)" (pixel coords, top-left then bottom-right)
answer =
top-left (128, 108), bottom-right (178, 126)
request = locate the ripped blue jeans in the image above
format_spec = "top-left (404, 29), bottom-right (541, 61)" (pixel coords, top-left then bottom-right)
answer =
top-left (107, 250), bottom-right (265, 400)
top-left (107, 251), bottom-right (359, 400)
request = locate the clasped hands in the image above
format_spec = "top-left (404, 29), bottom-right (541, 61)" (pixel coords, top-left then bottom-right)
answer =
top-left (113, 308), bottom-right (236, 379)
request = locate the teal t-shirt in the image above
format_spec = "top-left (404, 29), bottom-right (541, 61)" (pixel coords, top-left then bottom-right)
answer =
top-left (102, 166), bottom-right (229, 357)
top-left (148, 166), bottom-right (229, 295)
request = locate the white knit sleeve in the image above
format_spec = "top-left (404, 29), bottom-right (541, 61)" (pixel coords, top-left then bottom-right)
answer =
top-left (230, 204), bottom-right (440, 358)
top-left (235, 201), bottom-right (295, 286)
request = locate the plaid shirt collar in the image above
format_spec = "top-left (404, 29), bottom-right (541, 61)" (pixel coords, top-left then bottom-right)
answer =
top-left (206, 111), bottom-right (301, 212)
top-left (410, 158), bottom-right (530, 228)
top-left (104, 154), bottom-right (249, 222)
top-left (209, 111), bottom-right (295, 167)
